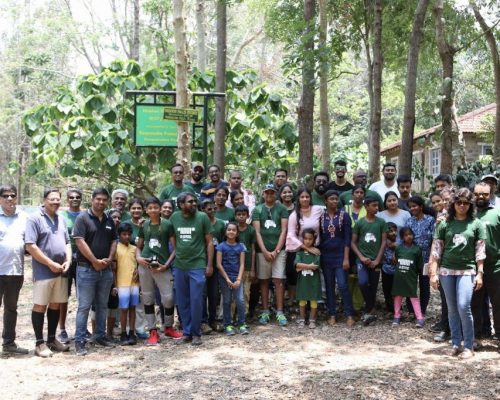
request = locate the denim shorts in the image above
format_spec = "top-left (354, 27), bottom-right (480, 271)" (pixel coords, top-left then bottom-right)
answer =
top-left (118, 286), bottom-right (140, 309)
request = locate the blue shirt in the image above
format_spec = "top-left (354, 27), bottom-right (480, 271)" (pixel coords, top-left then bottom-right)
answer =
top-left (0, 207), bottom-right (29, 275)
top-left (405, 214), bottom-right (435, 263)
top-left (319, 209), bottom-right (352, 267)
top-left (217, 241), bottom-right (247, 279)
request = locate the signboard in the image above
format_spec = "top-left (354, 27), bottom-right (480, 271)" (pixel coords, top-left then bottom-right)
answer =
top-left (163, 107), bottom-right (199, 123)
top-left (135, 105), bottom-right (177, 147)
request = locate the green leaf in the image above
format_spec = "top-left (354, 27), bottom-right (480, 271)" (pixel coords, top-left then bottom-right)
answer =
top-left (117, 130), bottom-right (129, 140)
top-left (70, 139), bottom-right (83, 149)
top-left (107, 153), bottom-right (120, 167)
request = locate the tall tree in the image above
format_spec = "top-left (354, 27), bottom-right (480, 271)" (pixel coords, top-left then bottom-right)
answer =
top-left (130, 0), bottom-right (140, 61)
top-left (297, 0), bottom-right (315, 180)
top-left (469, 1), bottom-right (500, 165)
top-left (173, 0), bottom-right (191, 173)
top-left (399, 0), bottom-right (429, 175)
top-left (214, 0), bottom-right (227, 173)
top-left (196, 0), bottom-right (207, 72)
top-left (318, 0), bottom-right (330, 171)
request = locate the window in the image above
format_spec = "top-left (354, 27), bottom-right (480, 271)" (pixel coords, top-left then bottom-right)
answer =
top-left (479, 143), bottom-right (493, 156)
top-left (430, 148), bottom-right (440, 176)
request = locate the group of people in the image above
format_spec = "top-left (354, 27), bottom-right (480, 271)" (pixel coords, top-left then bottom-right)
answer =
top-left (0, 160), bottom-right (498, 360)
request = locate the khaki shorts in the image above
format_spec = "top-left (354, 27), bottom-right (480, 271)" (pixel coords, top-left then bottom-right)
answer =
top-left (257, 251), bottom-right (286, 280)
top-left (33, 276), bottom-right (69, 305)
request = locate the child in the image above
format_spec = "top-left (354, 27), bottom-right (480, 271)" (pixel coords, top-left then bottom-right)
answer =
top-left (295, 228), bottom-right (322, 329)
top-left (106, 209), bottom-right (121, 340)
top-left (351, 197), bottom-right (387, 326)
top-left (216, 222), bottom-right (249, 335)
top-left (392, 227), bottom-right (425, 328)
top-left (381, 222), bottom-right (398, 317)
top-left (115, 223), bottom-right (140, 345)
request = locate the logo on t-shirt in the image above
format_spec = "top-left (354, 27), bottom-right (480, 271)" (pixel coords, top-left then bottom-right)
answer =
top-left (178, 227), bottom-right (196, 241)
top-left (364, 232), bottom-right (377, 243)
top-left (149, 238), bottom-right (161, 249)
top-left (452, 234), bottom-right (467, 246)
top-left (264, 220), bottom-right (276, 229)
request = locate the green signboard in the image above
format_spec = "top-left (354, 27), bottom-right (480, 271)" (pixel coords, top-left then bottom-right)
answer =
top-left (163, 107), bottom-right (199, 122)
top-left (136, 105), bottom-right (178, 147)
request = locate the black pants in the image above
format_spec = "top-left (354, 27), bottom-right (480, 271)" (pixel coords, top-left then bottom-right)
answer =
top-left (438, 283), bottom-right (450, 332)
top-left (202, 270), bottom-right (219, 324)
top-left (481, 273), bottom-right (500, 338)
top-left (0, 275), bottom-right (24, 345)
top-left (381, 271), bottom-right (394, 312)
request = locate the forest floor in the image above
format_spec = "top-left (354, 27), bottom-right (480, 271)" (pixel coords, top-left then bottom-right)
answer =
top-left (1, 266), bottom-right (499, 400)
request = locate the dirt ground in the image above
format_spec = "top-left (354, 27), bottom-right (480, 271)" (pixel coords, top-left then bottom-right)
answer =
top-left (1, 266), bottom-right (499, 400)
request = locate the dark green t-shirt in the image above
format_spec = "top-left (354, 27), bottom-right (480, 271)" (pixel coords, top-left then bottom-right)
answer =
top-left (185, 181), bottom-right (204, 198)
top-left (434, 218), bottom-right (487, 270)
top-left (339, 189), bottom-right (384, 210)
top-left (168, 211), bottom-right (213, 270)
top-left (477, 207), bottom-right (500, 275)
top-left (60, 209), bottom-right (81, 254)
top-left (311, 191), bottom-right (326, 207)
top-left (158, 184), bottom-right (196, 204)
top-left (352, 217), bottom-right (387, 262)
top-left (392, 244), bottom-right (423, 297)
top-left (138, 218), bottom-right (171, 264)
top-left (252, 203), bottom-right (289, 252)
top-left (238, 224), bottom-right (256, 271)
top-left (215, 207), bottom-right (235, 224)
top-left (295, 251), bottom-right (322, 301)
top-left (211, 218), bottom-right (226, 247)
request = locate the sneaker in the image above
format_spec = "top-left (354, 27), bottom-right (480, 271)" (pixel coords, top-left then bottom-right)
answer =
top-left (164, 326), bottom-right (183, 339)
top-left (392, 318), bottom-right (401, 326)
top-left (434, 331), bottom-right (450, 342)
top-left (75, 341), bottom-right (88, 356)
top-left (363, 314), bottom-right (377, 326)
top-left (128, 332), bottom-right (137, 345)
top-left (58, 329), bottom-right (70, 344)
top-left (146, 329), bottom-right (160, 346)
top-left (35, 343), bottom-right (53, 358)
top-left (309, 320), bottom-right (317, 329)
top-left (47, 339), bottom-right (70, 352)
top-left (201, 323), bottom-right (213, 335)
top-left (276, 313), bottom-right (288, 327)
top-left (459, 348), bottom-right (474, 359)
top-left (239, 324), bottom-right (249, 335)
top-left (136, 330), bottom-right (149, 340)
top-left (429, 322), bottom-right (445, 333)
top-left (415, 319), bottom-right (425, 328)
top-left (346, 316), bottom-right (356, 327)
top-left (120, 332), bottom-right (130, 346)
top-left (83, 330), bottom-right (92, 342)
top-left (174, 335), bottom-right (192, 345)
top-left (258, 312), bottom-right (270, 325)
top-left (225, 325), bottom-right (236, 336)
top-left (95, 336), bottom-right (115, 347)
top-left (2, 342), bottom-right (29, 355)
top-left (191, 336), bottom-right (202, 346)
top-left (297, 319), bottom-right (305, 328)
top-left (448, 345), bottom-right (462, 357)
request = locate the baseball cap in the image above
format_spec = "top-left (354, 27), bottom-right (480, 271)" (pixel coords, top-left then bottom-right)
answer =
top-left (192, 162), bottom-right (204, 171)
top-left (481, 174), bottom-right (498, 184)
top-left (262, 184), bottom-right (277, 193)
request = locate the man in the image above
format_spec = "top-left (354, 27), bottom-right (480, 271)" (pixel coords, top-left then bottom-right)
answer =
top-left (0, 185), bottom-right (29, 355)
top-left (199, 164), bottom-right (228, 202)
top-left (396, 175), bottom-right (413, 211)
top-left (369, 162), bottom-right (400, 199)
top-left (481, 174), bottom-right (500, 209)
top-left (58, 188), bottom-right (83, 344)
top-left (472, 182), bottom-right (500, 343)
top-left (225, 169), bottom-right (256, 212)
top-left (311, 171), bottom-right (330, 206)
top-left (159, 163), bottom-right (196, 206)
top-left (110, 189), bottom-right (131, 222)
top-left (328, 160), bottom-right (354, 194)
top-left (185, 162), bottom-right (205, 198)
top-left (434, 174), bottom-right (452, 192)
top-left (252, 184), bottom-right (288, 326)
top-left (73, 188), bottom-right (117, 356)
top-left (169, 192), bottom-right (214, 346)
top-left (25, 189), bottom-right (72, 357)
top-left (339, 169), bottom-right (384, 210)
top-left (273, 168), bottom-right (288, 191)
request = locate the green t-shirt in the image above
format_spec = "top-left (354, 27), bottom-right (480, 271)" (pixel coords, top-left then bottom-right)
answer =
top-left (130, 221), bottom-right (141, 246)
top-left (352, 216), bottom-right (387, 262)
top-left (477, 207), bottom-right (500, 275)
top-left (60, 209), bottom-right (81, 254)
top-left (158, 184), bottom-right (196, 204)
top-left (295, 251), bottom-right (322, 301)
top-left (185, 181), bottom-right (204, 198)
top-left (311, 191), bottom-right (326, 207)
top-left (434, 218), bottom-right (487, 270)
top-left (211, 218), bottom-right (226, 247)
top-left (138, 218), bottom-right (172, 264)
top-left (238, 224), bottom-right (256, 271)
top-left (252, 202), bottom-right (289, 252)
top-left (168, 211), bottom-right (213, 270)
top-left (215, 207), bottom-right (235, 224)
top-left (339, 189), bottom-right (384, 210)
top-left (392, 244), bottom-right (423, 298)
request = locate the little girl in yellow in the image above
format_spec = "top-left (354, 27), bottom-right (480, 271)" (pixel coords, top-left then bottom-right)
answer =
top-left (295, 228), bottom-right (322, 329)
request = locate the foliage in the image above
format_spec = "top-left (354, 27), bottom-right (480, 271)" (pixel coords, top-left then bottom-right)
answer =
top-left (454, 160), bottom-right (500, 190)
top-left (23, 60), bottom-right (296, 195)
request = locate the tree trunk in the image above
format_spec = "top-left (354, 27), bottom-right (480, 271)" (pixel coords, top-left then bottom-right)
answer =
top-left (130, 0), bottom-right (140, 61)
top-left (399, 0), bottom-right (429, 175)
top-left (318, 0), bottom-right (330, 171)
top-left (173, 0), bottom-right (191, 174)
top-left (433, 0), bottom-right (464, 175)
top-left (362, 1), bottom-right (374, 178)
top-left (196, 0), bottom-right (206, 73)
top-left (470, 1), bottom-right (500, 166)
top-left (297, 0), bottom-right (316, 180)
top-left (214, 0), bottom-right (227, 174)
top-left (369, 0), bottom-right (383, 182)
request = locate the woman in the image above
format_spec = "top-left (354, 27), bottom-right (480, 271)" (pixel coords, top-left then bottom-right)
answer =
top-left (160, 199), bottom-right (174, 220)
top-left (405, 195), bottom-right (435, 316)
top-left (214, 186), bottom-right (234, 223)
top-left (429, 188), bottom-right (486, 359)
top-left (279, 183), bottom-right (295, 215)
top-left (377, 191), bottom-right (411, 238)
top-left (319, 190), bottom-right (355, 326)
top-left (344, 185), bottom-right (367, 223)
top-left (128, 198), bottom-right (145, 245)
top-left (285, 188), bottom-right (323, 308)
top-left (230, 190), bottom-right (245, 208)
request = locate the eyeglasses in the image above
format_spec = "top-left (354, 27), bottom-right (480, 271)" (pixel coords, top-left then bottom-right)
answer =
top-left (474, 192), bottom-right (489, 198)
top-left (68, 196), bottom-right (81, 200)
top-left (186, 200), bottom-right (197, 204)
top-left (455, 200), bottom-right (470, 206)
top-left (172, 171), bottom-right (183, 175)
top-left (1, 194), bottom-right (17, 199)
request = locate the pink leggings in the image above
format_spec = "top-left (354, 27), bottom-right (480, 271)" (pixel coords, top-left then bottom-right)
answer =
top-left (394, 296), bottom-right (423, 320)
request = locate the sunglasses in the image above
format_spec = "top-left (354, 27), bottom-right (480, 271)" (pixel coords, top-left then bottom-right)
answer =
top-left (455, 200), bottom-right (470, 206)
top-left (186, 200), bottom-right (197, 204)
top-left (1, 194), bottom-right (17, 199)
top-left (68, 196), bottom-right (81, 200)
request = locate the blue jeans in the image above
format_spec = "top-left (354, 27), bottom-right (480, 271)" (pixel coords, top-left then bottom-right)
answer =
top-left (323, 263), bottom-right (354, 317)
top-left (75, 265), bottom-right (113, 342)
top-left (174, 268), bottom-right (206, 337)
top-left (440, 274), bottom-right (475, 350)
top-left (357, 263), bottom-right (380, 314)
top-left (202, 270), bottom-right (219, 325)
top-left (218, 276), bottom-right (245, 327)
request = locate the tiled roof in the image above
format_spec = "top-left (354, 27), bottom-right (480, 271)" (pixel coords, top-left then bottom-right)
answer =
top-left (381, 103), bottom-right (496, 155)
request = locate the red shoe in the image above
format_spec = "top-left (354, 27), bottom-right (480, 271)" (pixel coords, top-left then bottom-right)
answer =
top-left (164, 326), bottom-right (183, 338)
top-left (146, 329), bottom-right (160, 346)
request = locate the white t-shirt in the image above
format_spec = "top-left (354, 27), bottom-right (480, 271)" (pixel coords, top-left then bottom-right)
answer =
top-left (369, 180), bottom-right (400, 200)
